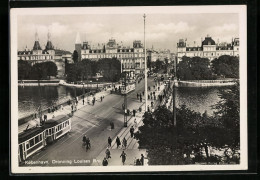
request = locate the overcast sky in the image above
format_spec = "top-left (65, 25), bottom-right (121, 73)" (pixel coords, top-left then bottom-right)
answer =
top-left (17, 13), bottom-right (239, 53)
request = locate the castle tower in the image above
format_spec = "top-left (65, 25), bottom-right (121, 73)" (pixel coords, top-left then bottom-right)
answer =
top-left (75, 32), bottom-right (82, 61)
top-left (32, 30), bottom-right (42, 55)
top-left (45, 30), bottom-right (55, 56)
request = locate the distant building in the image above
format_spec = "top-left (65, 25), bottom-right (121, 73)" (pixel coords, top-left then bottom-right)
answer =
top-left (17, 31), bottom-right (72, 77)
top-left (74, 33), bottom-right (145, 75)
top-left (177, 35), bottom-right (239, 63)
top-left (147, 48), bottom-right (171, 62)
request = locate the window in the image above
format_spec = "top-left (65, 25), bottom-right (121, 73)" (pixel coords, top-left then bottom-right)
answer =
top-left (29, 139), bottom-right (34, 147)
top-left (35, 136), bottom-right (40, 144)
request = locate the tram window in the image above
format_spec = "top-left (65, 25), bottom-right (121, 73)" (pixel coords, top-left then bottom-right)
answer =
top-left (39, 134), bottom-right (42, 141)
top-left (26, 142), bottom-right (29, 149)
top-left (35, 136), bottom-right (39, 144)
top-left (29, 139), bottom-right (34, 147)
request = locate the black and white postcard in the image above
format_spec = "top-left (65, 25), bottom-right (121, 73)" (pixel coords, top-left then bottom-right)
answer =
top-left (10, 5), bottom-right (247, 173)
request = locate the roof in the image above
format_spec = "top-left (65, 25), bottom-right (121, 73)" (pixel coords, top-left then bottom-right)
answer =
top-left (43, 115), bottom-right (70, 128)
top-left (202, 37), bottom-right (216, 46)
top-left (18, 127), bottom-right (44, 144)
top-left (45, 41), bottom-right (54, 50)
top-left (33, 41), bottom-right (42, 50)
top-left (54, 49), bottom-right (72, 55)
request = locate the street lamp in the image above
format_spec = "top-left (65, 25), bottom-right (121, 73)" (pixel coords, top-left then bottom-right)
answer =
top-left (96, 78), bottom-right (98, 91)
top-left (82, 82), bottom-right (85, 95)
top-left (143, 13), bottom-right (148, 112)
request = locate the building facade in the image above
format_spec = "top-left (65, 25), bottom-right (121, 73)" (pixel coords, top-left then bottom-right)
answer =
top-left (74, 34), bottom-right (145, 75)
top-left (177, 36), bottom-right (239, 63)
top-left (17, 32), bottom-right (72, 77)
top-left (147, 48), bottom-right (172, 62)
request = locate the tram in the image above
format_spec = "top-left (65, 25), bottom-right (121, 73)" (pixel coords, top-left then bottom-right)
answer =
top-left (121, 82), bottom-right (136, 95)
top-left (18, 115), bottom-right (71, 163)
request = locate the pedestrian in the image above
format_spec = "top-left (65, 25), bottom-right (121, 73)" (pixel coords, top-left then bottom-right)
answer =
top-left (86, 137), bottom-right (91, 150)
top-left (116, 136), bottom-right (121, 148)
top-left (151, 101), bottom-right (154, 108)
top-left (134, 118), bottom-right (138, 128)
top-left (71, 104), bottom-right (74, 112)
top-left (100, 96), bottom-right (103, 102)
top-left (133, 109), bottom-right (136, 117)
top-left (122, 137), bottom-right (127, 149)
top-left (120, 151), bottom-right (127, 165)
top-left (102, 157), bottom-right (108, 166)
top-left (43, 114), bottom-right (47, 122)
top-left (158, 86), bottom-right (160, 91)
top-left (140, 96), bottom-right (142, 102)
top-left (142, 91), bottom-right (144, 96)
top-left (130, 126), bottom-right (134, 138)
top-left (110, 122), bottom-right (114, 130)
top-left (105, 148), bottom-right (111, 159)
top-left (148, 94), bottom-right (150, 99)
top-left (82, 135), bottom-right (87, 147)
top-left (140, 154), bottom-right (144, 165)
top-left (108, 136), bottom-right (112, 147)
top-left (136, 159), bottom-right (141, 166)
top-left (82, 98), bottom-right (85, 105)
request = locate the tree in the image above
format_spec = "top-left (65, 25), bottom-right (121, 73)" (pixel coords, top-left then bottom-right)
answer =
top-left (66, 63), bottom-right (77, 82)
top-left (18, 60), bottom-right (31, 80)
top-left (177, 56), bottom-right (213, 80)
top-left (72, 50), bottom-right (79, 63)
top-left (44, 61), bottom-right (57, 79)
top-left (211, 55), bottom-right (239, 78)
top-left (77, 59), bottom-right (92, 81)
top-left (212, 82), bottom-right (240, 153)
top-left (97, 58), bottom-right (121, 82)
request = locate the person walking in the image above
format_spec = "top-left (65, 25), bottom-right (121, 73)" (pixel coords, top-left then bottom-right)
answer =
top-left (82, 98), bottom-right (85, 105)
top-left (140, 154), bottom-right (144, 165)
top-left (142, 91), bottom-right (144, 96)
top-left (105, 148), bottom-right (111, 159)
top-left (116, 136), bottom-right (121, 148)
top-left (108, 136), bottom-right (112, 147)
top-left (43, 114), bottom-right (47, 122)
top-left (100, 96), bottom-right (103, 102)
top-left (82, 135), bottom-right (87, 147)
top-left (102, 157), bottom-right (108, 166)
top-left (120, 151), bottom-right (127, 165)
top-left (133, 109), bottom-right (136, 117)
top-left (122, 137), bottom-right (127, 149)
top-left (85, 137), bottom-right (91, 151)
top-left (134, 118), bottom-right (138, 128)
top-left (130, 126), bottom-right (134, 138)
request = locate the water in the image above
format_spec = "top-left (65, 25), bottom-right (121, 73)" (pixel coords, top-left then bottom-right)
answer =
top-left (18, 86), bottom-right (93, 119)
top-left (175, 87), bottom-right (222, 115)
top-left (18, 85), bottom-right (225, 119)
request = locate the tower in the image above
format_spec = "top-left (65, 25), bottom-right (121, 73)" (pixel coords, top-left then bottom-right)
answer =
top-left (32, 30), bottom-right (42, 55)
top-left (75, 32), bottom-right (82, 61)
top-left (45, 30), bottom-right (55, 56)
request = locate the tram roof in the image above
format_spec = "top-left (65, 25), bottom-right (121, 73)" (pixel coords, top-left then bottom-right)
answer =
top-left (43, 115), bottom-right (70, 128)
top-left (18, 127), bottom-right (44, 144)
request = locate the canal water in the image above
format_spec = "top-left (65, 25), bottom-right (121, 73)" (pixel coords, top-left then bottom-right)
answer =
top-left (18, 85), bottom-right (225, 119)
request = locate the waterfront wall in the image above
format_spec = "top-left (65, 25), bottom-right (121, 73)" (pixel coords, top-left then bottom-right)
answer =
top-left (177, 79), bottom-right (237, 87)
top-left (18, 80), bottom-right (60, 86)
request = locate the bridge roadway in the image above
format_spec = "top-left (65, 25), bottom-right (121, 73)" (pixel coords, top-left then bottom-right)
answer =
top-left (22, 77), bottom-right (159, 166)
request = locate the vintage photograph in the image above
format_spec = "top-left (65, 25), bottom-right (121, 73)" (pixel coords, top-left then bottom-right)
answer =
top-left (11, 6), bottom-right (247, 173)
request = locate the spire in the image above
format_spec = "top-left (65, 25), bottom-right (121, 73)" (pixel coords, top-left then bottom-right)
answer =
top-left (35, 30), bottom-right (39, 41)
top-left (75, 32), bottom-right (81, 44)
top-left (47, 29), bottom-right (51, 41)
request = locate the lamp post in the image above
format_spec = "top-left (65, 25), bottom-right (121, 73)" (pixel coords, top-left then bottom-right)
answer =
top-left (96, 78), bottom-right (99, 92)
top-left (82, 82), bottom-right (85, 95)
top-left (123, 72), bottom-right (127, 127)
top-left (144, 13), bottom-right (148, 112)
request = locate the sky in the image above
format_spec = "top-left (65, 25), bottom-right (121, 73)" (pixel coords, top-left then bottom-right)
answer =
top-left (17, 13), bottom-right (239, 53)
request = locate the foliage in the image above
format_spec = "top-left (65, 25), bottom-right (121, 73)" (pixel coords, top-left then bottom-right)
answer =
top-left (18, 60), bottom-right (57, 80)
top-left (177, 56), bottom-right (214, 80)
top-left (211, 55), bottom-right (239, 78)
top-left (65, 58), bottom-right (121, 82)
top-left (72, 50), bottom-right (79, 63)
top-left (18, 60), bottom-right (31, 80)
top-left (212, 82), bottom-right (240, 150)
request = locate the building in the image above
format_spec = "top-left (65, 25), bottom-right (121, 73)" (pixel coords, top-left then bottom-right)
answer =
top-left (147, 48), bottom-right (172, 62)
top-left (17, 31), bottom-right (72, 77)
top-left (176, 35), bottom-right (239, 63)
top-left (74, 34), bottom-right (145, 76)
